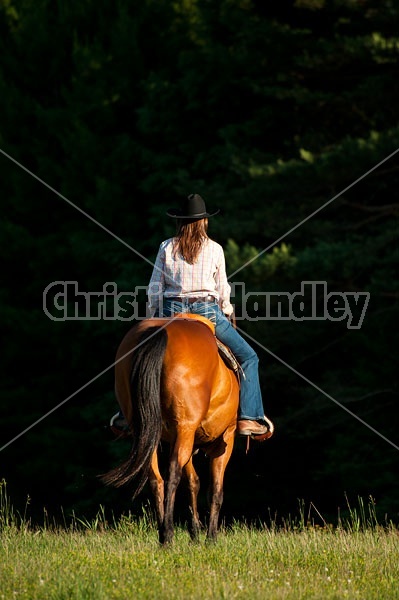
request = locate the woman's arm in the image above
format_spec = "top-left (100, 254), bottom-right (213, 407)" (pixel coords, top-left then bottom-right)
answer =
top-left (215, 246), bottom-right (234, 317)
top-left (147, 244), bottom-right (166, 316)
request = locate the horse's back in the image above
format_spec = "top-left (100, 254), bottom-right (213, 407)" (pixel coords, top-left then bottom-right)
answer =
top-left (115, 316), bottom-right (239, 444)
top-left (160, 317), bottom-right (239, 444)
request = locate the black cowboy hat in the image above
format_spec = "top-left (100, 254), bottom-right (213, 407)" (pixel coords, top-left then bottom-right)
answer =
top-left (166, 194), bottom-right (220, 219)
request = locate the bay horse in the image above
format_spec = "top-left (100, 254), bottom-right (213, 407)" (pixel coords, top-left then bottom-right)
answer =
top-left (101, 314), bottom-right (243, 545)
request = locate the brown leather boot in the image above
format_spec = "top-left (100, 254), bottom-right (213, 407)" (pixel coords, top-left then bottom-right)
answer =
top-left (237, 417), bottom-right (274, 441)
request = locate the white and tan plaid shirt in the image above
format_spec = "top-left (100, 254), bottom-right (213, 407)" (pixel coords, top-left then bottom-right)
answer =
top-left (147, 237), bottom-right (234, 316)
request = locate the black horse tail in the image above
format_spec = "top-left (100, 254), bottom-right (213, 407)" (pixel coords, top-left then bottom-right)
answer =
top-left (100, 326), bottom-right (167, 497)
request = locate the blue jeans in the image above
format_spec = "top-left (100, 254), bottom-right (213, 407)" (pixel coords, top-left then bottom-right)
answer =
top-left (160, 299), bottom-right (265, 421)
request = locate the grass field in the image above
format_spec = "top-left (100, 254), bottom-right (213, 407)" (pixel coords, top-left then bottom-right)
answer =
top-left (1, 482), bottom-right (398, 600)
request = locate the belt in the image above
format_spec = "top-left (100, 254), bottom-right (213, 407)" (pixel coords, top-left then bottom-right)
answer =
top-left (166, 295), bottom-right (217, 304)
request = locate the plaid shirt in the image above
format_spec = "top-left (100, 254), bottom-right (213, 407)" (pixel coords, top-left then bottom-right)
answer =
top-left (148, 237), bottom-right (234, 316)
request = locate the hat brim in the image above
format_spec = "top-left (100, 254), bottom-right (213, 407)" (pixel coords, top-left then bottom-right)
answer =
top-left (166, 208), bottom-right (220, 218)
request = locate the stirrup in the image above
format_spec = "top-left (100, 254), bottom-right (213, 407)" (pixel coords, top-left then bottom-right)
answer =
top-left (263, 415), bottom-right (274, 436)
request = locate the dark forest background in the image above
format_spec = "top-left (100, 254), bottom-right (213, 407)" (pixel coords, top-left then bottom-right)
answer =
top-left (0, 0), bottom-right (398, 527)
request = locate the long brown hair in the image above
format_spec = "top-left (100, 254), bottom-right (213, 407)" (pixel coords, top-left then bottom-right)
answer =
top-left (173, 218), bottom-right (209, 264)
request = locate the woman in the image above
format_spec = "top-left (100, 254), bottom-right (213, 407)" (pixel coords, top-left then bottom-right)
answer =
top-left (111, 194), bottom-right (274, 440)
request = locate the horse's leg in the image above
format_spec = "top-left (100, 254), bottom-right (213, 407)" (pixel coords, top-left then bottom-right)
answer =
top-left (183, 456), bottom-right (201, 541)
top-left (148, 450), bottom-right (164, 530)
top-left (206, 426), bottom-right (236, 541)
top-left (160, 433), bottom-right (195, 545)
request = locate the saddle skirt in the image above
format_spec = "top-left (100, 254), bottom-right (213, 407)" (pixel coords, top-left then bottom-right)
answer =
top-left (215, 338), bottom-right (241, 379)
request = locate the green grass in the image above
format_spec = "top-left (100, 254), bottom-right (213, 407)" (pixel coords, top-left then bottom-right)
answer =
top-left (1, 481), bottom-right (398, 599)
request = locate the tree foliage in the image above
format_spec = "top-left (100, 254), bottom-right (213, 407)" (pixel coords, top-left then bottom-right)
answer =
top-left (0, 0), bottom-right (398, 522)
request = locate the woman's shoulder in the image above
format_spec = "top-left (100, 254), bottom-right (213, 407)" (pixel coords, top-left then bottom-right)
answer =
top-left (159, 237), bottom-right (174, 250)
top-left (206, 237), bottom-right (224, 254)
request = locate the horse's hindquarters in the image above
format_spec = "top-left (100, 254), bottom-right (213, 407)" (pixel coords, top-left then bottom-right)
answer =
top-left (109, 317), bottom-right (240, 545)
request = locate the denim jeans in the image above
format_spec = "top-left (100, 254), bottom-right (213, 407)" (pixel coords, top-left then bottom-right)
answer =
top-left (160, 298), bottom-right (265, 421)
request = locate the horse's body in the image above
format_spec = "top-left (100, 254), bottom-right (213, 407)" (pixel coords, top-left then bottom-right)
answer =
top-left (101, 314), bottom-right (240, 544)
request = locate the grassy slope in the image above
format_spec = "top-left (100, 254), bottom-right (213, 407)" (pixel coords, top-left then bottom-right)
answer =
top-left (1, 519), bottom-right (399, 600)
